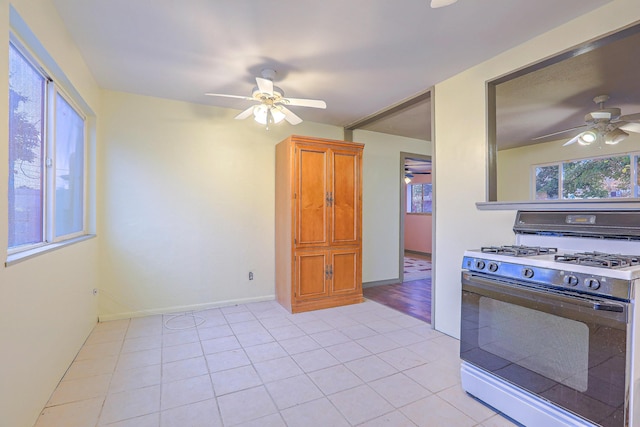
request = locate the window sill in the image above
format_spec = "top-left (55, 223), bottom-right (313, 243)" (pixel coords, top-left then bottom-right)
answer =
top-left (6, 234), bottom-right (96, 267)
top-left (476, 199), bottom-right (640, 211)
top-left (406, 212), bottom-right (433, 216)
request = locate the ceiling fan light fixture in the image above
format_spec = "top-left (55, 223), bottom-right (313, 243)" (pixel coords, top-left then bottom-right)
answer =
top-left (253, 104), bottom-right (285, 126)
top-left (404, 172), bottom-right (414, 184)
top-left (577, 130), bottom-right (598, 145)
top-left (604, 128), bottom-right (628, 145)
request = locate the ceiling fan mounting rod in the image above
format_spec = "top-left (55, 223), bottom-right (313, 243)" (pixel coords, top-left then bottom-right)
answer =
top-left (594, 94), bottom-right (610, 108)
top-left (261, 68), bottom-right (277, 81)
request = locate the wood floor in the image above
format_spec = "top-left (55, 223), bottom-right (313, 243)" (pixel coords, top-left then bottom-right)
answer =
top-left (363, 277), bottom-right (432, 324)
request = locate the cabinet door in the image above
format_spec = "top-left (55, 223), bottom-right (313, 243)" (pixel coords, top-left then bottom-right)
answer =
top-left (295, 145), bottom-right (329, 248)
top-left (330, 248), bottom-right (360, 296)
top-left (330, 149), bottom-right (361, 246)
top-left (295, 251), bottom-right (329, 300)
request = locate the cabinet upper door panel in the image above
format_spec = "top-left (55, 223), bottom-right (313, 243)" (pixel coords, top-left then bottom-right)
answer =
top-left (331, 150), bottom-right (361, 245)
top-left (296, 146), bottom-right (328, 247)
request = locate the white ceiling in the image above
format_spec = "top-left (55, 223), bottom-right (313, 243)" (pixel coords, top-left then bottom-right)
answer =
top-left (50, 0), bottom-right (611, 139)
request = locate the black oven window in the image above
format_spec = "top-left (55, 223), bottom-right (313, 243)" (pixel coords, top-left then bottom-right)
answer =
top-left (479, 298), bottom-right (589, 391)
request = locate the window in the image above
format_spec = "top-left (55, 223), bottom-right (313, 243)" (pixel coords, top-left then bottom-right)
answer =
top-left (8, 40), bottom-right (87, 252)
top-left (534, 154), bottom-right (636, 200)
top-left (407, 183), bottom-right (432, 213)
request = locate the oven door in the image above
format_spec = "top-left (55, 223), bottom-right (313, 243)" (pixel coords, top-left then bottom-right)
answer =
top-left (461, 271), bottom-right (629, 427)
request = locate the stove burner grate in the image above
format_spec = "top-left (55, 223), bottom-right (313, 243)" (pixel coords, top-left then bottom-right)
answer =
top-left (481, 245), bottom-right (558, 257)
top-left (554, 251), bottom-right (640, 269)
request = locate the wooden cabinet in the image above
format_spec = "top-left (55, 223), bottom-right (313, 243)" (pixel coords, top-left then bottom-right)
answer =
top-left (275, 135), bottom-right (363, 313)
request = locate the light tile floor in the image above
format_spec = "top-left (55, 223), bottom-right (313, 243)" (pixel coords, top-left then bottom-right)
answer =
top-left (34, 300), bottom-right (517, 427)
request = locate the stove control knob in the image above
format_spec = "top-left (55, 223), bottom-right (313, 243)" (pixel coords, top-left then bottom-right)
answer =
top-left (475, 260), bottom-right (486, 270)
top-left (488, 262), bottom-right (499, 272)
top-left (523, 268), bottom-right (534, 279)
top-left (564, 275), bottom-right (579, 287)
top-left (585, 278), bottom-right (601, 290)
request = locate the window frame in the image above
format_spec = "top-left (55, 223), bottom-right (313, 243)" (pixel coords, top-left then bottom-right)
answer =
top-left (406, 182), bottom-right (433, 214)
top-left (531, 151), bottom-right (640, 201)
top-left (8, 34), bottom-right (89, 258)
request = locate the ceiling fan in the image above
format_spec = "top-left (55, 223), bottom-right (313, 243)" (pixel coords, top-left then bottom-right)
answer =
top-left (205, 69), bottom-right (326, 129)
top-left (533, 95), bottom-right (640, 146)
top-left (430, 0), bottom-right (458, 8)
top-left (404, 166), bottom-right (431, 184)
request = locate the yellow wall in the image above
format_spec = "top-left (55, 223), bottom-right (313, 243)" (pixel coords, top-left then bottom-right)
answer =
top-left (433, 0), bottom-right (640, 337)
top-left (0, 2), bottom-right (101, 427)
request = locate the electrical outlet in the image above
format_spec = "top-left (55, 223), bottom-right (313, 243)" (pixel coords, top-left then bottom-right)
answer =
top-left (249, 272), bottom-right (254, 280)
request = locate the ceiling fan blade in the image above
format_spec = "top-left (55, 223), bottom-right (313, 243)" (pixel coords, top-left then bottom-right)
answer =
top-left (205, 93), bottom-right (254, 101)
top-left (563, 134), bottom-right (581, 146)
top-left (532, 124), bottom-right (588, 140)
top-left (430, 0), bottom-right (458, 7)
top-left (256, 77), bottom-right (273, 96)
top-left (619, 122), bottom-right (640, 133)
top-left (234, 106), bottom-right (255, 120)
top-left (619, 113), bottom-right (640, 122)
top-left (282, 98), bottom-right (327, 109)
top-left (280, 106), bottom-right (303, 125)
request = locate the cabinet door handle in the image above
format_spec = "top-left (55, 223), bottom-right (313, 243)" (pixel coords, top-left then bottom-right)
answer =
top-left (329, 264), bottom-right (333, 279)
top-left (326, 192), bottom-right (333, 207)
top-left (325, 265), bottom-right (330, 280)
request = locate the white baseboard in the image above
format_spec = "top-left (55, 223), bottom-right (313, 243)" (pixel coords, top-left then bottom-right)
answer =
top-left (363, 278), bottom-right (400, 288)
top-left (98, 294), bottom-right (277, 322)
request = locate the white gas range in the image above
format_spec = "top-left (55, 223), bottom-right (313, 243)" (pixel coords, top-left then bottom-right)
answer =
top-left (460, 211), bottom-right (640, 427)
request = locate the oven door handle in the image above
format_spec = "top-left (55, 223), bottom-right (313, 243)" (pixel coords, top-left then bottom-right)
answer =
top-left (593, 302), bottom-right (624, 312)
top-left (462, 272), bottom-right (628, 324)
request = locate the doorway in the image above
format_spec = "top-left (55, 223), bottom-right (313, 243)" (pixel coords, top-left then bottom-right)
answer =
top-left (345, 89), bottom-right (434, 324)
top-left (362, 153), bottom-right (433, 323)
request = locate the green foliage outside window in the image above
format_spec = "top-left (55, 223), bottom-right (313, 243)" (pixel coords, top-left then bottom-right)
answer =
top-left (535, 154), bottom-right (634, 200)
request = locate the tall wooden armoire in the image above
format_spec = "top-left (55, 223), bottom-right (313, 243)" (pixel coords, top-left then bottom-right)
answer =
top-left (275, 135), bottom-right (364, 313)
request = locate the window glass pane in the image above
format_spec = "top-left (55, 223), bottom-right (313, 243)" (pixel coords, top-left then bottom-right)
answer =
top-left (636, 155), bottom-right (640, 198)
top-left (535, 165), bottom-right (559, 200)
top-left (411, 184), bottom-right (423, 213)
top-left (8, 44), bottom-right (45, 248)
top-left (55, 94), bottom-right (84, 236)
top-left (422, 184), bottom-right (432, 213)
top-left (562, 156), bottom-right (631, 199)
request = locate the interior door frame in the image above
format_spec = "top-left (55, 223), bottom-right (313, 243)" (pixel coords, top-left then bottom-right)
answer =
top-left (399, 152), bottom-right (432, 283)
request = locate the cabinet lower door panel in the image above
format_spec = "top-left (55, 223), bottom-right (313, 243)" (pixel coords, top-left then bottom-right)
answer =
top-left (331, 249), bottom-right (360, 295)
top-left (295, 252), bottom-right (329, 300)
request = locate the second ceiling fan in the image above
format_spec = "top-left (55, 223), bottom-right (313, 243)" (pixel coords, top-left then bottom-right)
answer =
top-left (533, 95), bottom-right (640, 146)
top-left (205, 69), bottom-right (326, 129)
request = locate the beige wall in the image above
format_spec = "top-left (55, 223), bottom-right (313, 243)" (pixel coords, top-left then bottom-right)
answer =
top-left (0, 2), bottom-right (101, 427)
top-left (498, 133), bottom-right (640, 201)
top-left (98, 91), bottom-right (343, 319)
top-left (353, 130), bottom-right (431, 283)
top-left (433, 0), bottom-right (640, 337)
top-left (97, 94), bottom-right (430, 320)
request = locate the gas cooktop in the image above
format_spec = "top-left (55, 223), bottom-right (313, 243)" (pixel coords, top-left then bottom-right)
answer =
top-left (479, 245), bottom-right (640, 270)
